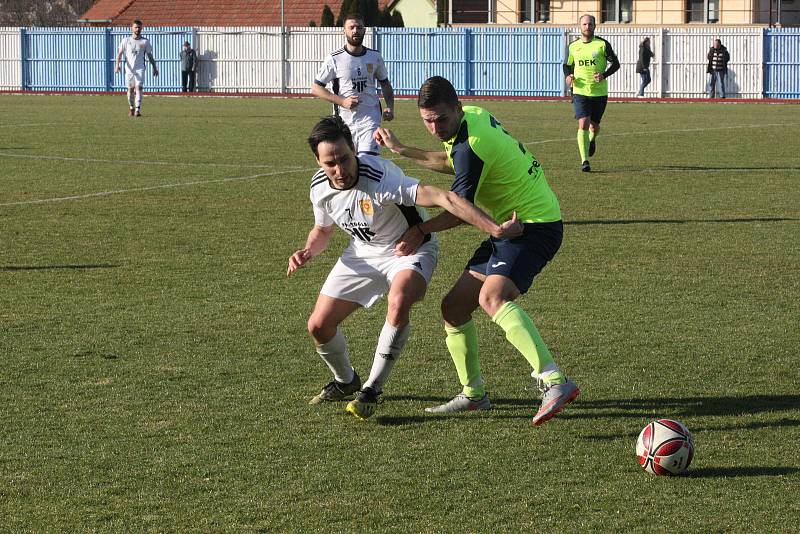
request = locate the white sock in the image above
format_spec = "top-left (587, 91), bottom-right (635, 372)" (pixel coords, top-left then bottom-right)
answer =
top-left (532, 365), bottom-right (560, 381)
top-left (364, 321), bottom-right (410, 392)
top-left (127, 91), bottom-right (135, 108)
top-left (134, 87), bottom-right (143, 109)
top-left (315, 328), bottom-right (354, 384)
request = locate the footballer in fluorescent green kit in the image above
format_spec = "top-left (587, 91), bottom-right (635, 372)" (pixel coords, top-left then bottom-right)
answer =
top-left (564, 14), bottom-right (620, 172)
top-left (375, 76), bottom-right (579, 425)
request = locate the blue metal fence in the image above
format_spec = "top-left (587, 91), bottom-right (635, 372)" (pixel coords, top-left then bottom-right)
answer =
top-left (375, 26), bottom-right (565, 96)
top-left (4, 26), bottom-right (800, 98)
top-left (764, 28), bottom-right (800, 99)
top-left (21, 26), bottom-right (192, 92)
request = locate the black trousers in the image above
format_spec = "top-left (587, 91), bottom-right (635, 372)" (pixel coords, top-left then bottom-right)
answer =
top-left (181, 70), bottom-right (196, 92)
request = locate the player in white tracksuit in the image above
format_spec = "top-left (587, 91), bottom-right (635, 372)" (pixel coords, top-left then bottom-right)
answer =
top-left (311, 14), bottom-right (394, 155)
top-left (287, 115), bottom-right (522, 419)
top-left (114, 20), bottom-right (158, 117)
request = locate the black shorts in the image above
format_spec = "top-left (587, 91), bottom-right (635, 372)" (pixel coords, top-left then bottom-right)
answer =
top-left (573, 94), bottom-right (608, 123)
top-left (466, 221), bottom-right (563, 294)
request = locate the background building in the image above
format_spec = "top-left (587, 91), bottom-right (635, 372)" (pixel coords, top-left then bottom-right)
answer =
top-left (445, 0), bottom-right (799, 26)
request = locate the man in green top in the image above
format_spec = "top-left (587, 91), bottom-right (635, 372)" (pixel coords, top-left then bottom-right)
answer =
top-left (564, 14), bottom-right (620, 172)
top-left (374, 76), bottom-right (579, 425)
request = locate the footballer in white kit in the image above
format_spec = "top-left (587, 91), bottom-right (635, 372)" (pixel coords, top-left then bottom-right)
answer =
top-left (288, 116), bottom-right (523, 420)
top-left (311, 14), bottom-right (394, 155)
top-left (312, 154), bottom-right (439, 307)
top-left (114, 20), bottom-right (158, 117)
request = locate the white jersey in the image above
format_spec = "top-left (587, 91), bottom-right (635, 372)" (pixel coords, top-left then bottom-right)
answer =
top-left (314, 47), bottom-right (388, 127)
top-left (118, 36), bottom-right (154, 74)
top-left (310, 155), bottom-right (436, 258)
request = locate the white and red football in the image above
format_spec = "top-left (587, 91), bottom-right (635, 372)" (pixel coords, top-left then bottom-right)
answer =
top-left (636, 419), bottom-right (695, 475)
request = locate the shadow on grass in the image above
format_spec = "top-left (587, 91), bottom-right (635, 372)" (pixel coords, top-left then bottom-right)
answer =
top-left (685, 466), bottom-right (799, 478)
top-left (572, 394), bottom-right (800, 417)
top-left (585, 418), bottom-right (800, 442)
top-left (379, 394), bottom-right (800, 429)
top-left (567, 217), bottom-right (798, 226)
top-left (658, 165), bottom-right (800, 172)
top-left (597, 165), bottom-right (800, 173)
top-left (1, 264), bottom-right (119, 271)
top-left (575, 395), bottom-right (800, 440)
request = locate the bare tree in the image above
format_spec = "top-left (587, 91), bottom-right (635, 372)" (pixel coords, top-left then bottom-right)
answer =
top-left (0, 0), bottom-right (95, 26)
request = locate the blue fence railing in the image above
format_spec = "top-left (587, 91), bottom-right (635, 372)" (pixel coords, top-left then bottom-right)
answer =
top-left (21, 26), bottom-right (192, 92)
top-left (4, 26), bottom-right (800, 98)
top-left (764, 28), bottom-right (800, 99)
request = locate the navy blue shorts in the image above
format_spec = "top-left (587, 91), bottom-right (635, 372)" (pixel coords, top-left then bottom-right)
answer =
top-left (573, 95), bottom-right (608, 123)
top-left (466, 221), bottom-right (563, 294)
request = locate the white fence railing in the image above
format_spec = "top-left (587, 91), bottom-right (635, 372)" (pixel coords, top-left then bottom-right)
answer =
top-left (1, 26), bottom-right (798, 98)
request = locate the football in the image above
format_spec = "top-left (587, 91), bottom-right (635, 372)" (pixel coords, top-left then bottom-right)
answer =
top-left (636, 419), bottom-right (695, 475)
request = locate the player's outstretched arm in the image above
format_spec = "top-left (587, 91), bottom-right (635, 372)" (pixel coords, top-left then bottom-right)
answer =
top-left (287, 224), bottom-right (334, 276)
top-left (415, 185), bottom-right (523, 239)
top-left (374, 127), bottom-right (452, 174)
top-left (394, 210), bottom-right (462, 257)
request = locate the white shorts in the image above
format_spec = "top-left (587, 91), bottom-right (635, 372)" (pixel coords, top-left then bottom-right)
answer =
top-left (126, 70), bottom-right (145, 88)
top-left (344, 113), bottom-right (381, 155)
top-left (352, 124), bottom-right (380, 155)
top-left (320, 240), bottom-right (439, 308)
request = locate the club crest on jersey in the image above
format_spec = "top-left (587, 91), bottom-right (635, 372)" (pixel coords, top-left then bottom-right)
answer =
top-left (367, 64), bottom-right (374, 75)
top-left (359, 199), bottom-right (373, 216)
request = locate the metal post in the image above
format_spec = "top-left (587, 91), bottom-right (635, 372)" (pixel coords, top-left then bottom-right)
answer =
top-left (280, 0), bottom-right (287, 93)
top-left (658, 27), bottom-right (665, 98)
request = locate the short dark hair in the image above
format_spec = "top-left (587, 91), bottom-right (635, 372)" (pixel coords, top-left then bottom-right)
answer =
top-left (417, 76), bottom-right (459, 109)
top-left (133, 19), bottom-right (143, 26)
top-left (308, 115), bottom-right (354, 157)
top-left (344, 13), bottom-right (364, 25)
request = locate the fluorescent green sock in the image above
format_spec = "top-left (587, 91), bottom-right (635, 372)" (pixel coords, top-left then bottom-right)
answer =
top-left (577, 129), bottom-right (589, 162)
top-left (444, 320), bottom-right (485, 398)
top-left (492, 302), bottom-right (564, 384)
top-left (589, 130), bottom-right (596, 143)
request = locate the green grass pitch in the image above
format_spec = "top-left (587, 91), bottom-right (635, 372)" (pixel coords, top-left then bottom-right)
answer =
top-left (1, 94), bottom-right (798, 531)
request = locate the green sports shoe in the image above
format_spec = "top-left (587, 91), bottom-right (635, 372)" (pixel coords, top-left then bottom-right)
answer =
top-left (309, 372), bottom-right (361, 405)
top-left (345, 386), bottom-right (381, 420)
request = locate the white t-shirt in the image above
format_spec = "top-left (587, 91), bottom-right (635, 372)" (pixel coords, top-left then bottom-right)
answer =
top-left (118, 36), bottom-right (154, 74)
top-left (310, 155), bottom-right (435, 258)
top-left (314, 47), bottom-right (388, 127)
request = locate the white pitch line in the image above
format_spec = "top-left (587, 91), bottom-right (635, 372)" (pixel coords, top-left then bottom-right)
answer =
top-left (0, 151), bottom-right (294, 169)
top-left (0, 167), bottom-right (315, 207)
top-left (0, 123), bottom-right (63, 128)
top-left (1, 122), bottom-right (787, 207)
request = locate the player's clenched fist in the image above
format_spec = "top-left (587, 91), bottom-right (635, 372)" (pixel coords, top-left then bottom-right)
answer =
top-left (287, 249), bottom-right (312, 276)
top-left (341, 95), bottom-right (359, 110)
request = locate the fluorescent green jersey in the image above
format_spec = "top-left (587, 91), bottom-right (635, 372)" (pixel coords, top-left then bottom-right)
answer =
top-left (566, 37), bottom-right (619, 97)
top-left (442, 106), bottom-right (560, 223)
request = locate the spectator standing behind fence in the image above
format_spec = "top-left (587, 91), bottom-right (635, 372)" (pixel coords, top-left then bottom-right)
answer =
top-left (114, 19), bottom-right (158, 117)
top-left (311, 13), bottom-right (395, 156)
top-left (635, 37), bottom-right (655, 98)
top-left (707, 39), bottom-right (730, 98)
top-left (180, 41), bottom-right (198, 93)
